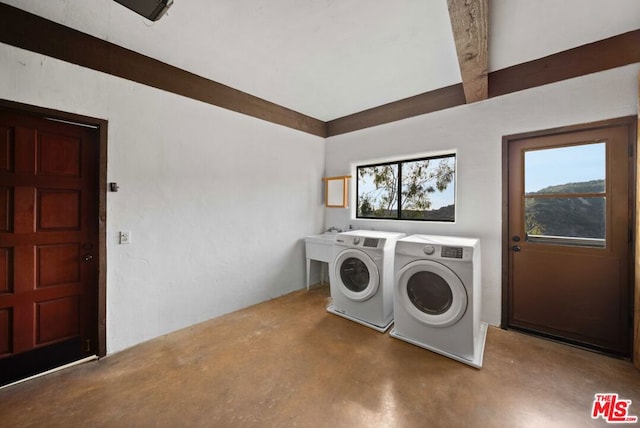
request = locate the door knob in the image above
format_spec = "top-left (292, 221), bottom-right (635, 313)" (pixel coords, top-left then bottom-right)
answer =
top-left (512, 245), bottom-right (521, 252)
top-left (83, 254), bottom-right (94, 262)
top-left (512, 236), bottom-right (521, 242)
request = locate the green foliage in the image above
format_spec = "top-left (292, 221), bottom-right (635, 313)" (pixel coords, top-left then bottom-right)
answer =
top-left (525, 179), bottom-right (605, 239)
top-left (358, 164), bottom-right (398, 216)
top-left (525, 199), bottom-right (546, 235)
top-left (526, 179), bottom-right (604, 196)
top-left (400, 159), bottom-right (454, 211)
top-left (357, 157), bottom-right (455, 220)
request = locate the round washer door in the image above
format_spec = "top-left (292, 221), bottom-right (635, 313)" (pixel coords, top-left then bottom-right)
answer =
top-left (333, 249), bottom-right (379, 301)
top-left (396, 260), bottom-right (467, 327)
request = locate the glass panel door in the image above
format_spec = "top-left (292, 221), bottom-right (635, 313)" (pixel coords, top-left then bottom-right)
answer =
top-left (506, 122), bottom-right (632, 356)
top-left (524, 142), bottom-right (606, 247)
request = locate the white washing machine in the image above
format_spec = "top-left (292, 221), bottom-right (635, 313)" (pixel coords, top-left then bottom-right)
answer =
top-left (328, 230), bottom-right (406, 332)
top-left (390, 234), bottom-right (487, 368)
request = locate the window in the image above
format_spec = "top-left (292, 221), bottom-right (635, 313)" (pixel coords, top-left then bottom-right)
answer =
top-left (356, 154), bottom-right (456, 221)
top-left (524, 142), bottom-right (606, 247)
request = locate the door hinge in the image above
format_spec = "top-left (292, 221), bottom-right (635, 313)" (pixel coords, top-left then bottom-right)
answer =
top-left (85, 339), bottom-right (91, 352)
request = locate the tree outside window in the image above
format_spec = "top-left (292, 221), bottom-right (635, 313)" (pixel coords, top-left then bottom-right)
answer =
top-left (356, 154), bottom-right (456, 221)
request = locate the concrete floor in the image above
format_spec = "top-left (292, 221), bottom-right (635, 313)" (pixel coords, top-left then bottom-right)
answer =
top-left (1, 285), bottom-right (639, 427)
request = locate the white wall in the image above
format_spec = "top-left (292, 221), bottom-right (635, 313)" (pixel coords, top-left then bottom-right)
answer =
top-left (2, 34), bottom-right (638, 352)
top-left (325, 64), bottom-right (640, 326)
top-left (0, 43), bottom-right (326, 354)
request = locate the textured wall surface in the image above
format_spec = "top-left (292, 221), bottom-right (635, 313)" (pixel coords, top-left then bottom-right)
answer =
top-left (1, 43), bottom-right (325, 354)
top-left (325, 64), bottom-right (640, 326)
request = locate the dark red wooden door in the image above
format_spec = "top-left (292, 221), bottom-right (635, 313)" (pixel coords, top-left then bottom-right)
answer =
top-left (0, 110), bottom-right (99, 385)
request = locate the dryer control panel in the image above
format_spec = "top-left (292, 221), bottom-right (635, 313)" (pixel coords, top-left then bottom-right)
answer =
top-left (441, 246), bottom-right (464, 259)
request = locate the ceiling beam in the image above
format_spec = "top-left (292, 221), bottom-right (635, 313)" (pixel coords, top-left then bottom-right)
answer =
top-left (447, 0), bottom-right (489, 104)
top-left (489, 29), bottom-right (640, 98)
top-left (328, 29), bottom-right (640, 136)
top-left (0, 3), bottom-right (326, 138)
top-left (326, 85), bottom-right (466, 137)
top-left (2, 4), bottom-right (639, 138)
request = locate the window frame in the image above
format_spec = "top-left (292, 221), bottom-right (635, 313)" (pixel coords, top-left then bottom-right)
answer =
top-left (355, 153), bottom-right (456, 222)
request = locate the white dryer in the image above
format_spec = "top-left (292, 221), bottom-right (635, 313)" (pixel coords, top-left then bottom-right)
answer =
top-left (328, 230), bottom-right (406, 332)
top-left (390, 235), bottom-right (487, 368)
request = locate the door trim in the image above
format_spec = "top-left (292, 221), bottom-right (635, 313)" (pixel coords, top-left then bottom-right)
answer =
top-left (501, 116), bottom-right (637, 358)
top-left (0, 99), bottom-right (107, 358)
top-left (636, 72), bottom-right (640, 369)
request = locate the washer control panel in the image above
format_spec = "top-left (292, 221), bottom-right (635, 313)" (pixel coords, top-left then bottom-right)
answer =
top-left (362, 238), bottom-right (379, 248)
top-left (441, 246), bottom-right (464, 259)
top-left (422, 245), bottom-right (436, 255)
top-left (343, 236), bottom-right (382, 248)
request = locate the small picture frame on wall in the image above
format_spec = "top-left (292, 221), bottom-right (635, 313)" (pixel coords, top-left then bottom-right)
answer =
top-left (323, 176), bottom-right (350, 208)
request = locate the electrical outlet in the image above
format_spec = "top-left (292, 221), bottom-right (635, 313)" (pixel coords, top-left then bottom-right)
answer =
top-left (119, 231), bottom-right (131, 244)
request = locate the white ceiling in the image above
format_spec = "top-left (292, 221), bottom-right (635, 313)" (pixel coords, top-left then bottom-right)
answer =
top-left (4, 0), bottom-right (640, 121)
